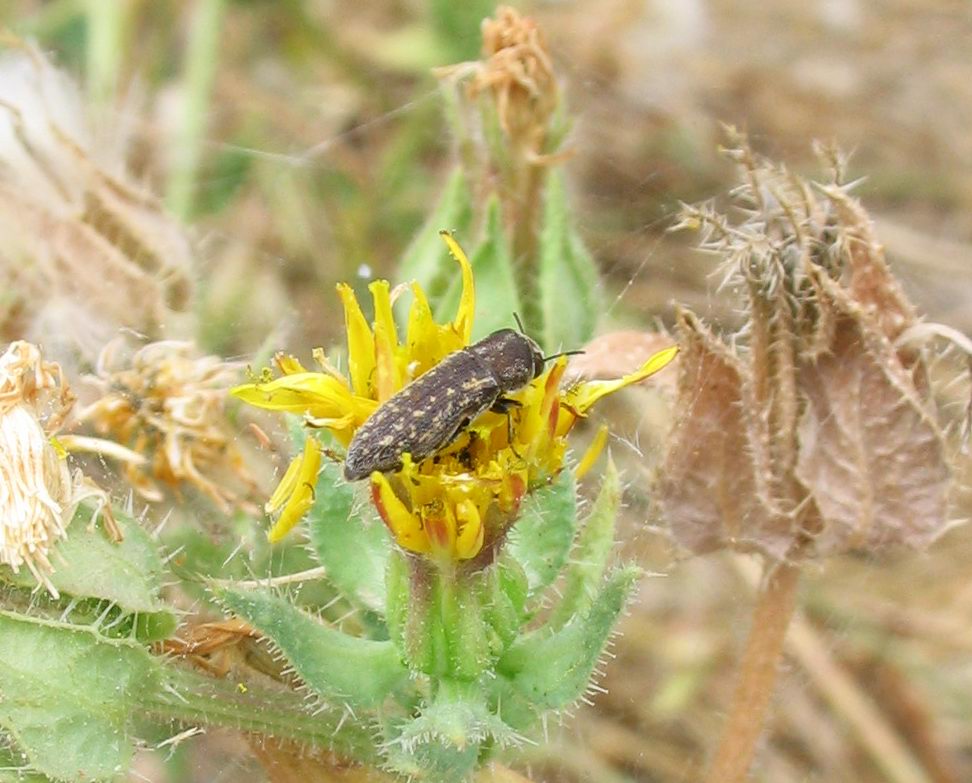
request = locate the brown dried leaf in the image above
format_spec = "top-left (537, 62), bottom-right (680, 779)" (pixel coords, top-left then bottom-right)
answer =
top-left (658, 310), bottom-right (795, 559)
top-left (796, 275), bottom-right (949, 555)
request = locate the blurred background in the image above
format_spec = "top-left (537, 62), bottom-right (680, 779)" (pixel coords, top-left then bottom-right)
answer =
top-left (2, 1), bottom-right (971, 781)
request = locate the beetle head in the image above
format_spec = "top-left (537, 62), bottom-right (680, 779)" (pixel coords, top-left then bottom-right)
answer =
top-left (469, 328), bottom-right (545, 392)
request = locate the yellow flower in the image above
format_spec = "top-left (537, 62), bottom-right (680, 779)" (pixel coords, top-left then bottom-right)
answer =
top-left (233, 233), bottom-right (677, 560)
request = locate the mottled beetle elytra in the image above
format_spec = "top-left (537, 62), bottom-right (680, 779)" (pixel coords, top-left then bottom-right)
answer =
top-left (343, 327), bottom-right (566, 481)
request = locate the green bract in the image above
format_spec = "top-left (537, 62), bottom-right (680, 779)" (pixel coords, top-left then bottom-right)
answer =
top-left (217, 457), bottom-right (637, 781)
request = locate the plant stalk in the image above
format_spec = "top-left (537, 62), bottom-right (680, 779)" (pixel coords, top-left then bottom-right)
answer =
top-left (140, 664), bottom-right (380, 763)
top-left (704, 560), bottom-right (801, 783)
top-left (85, 0), bottom-right (131, 112)
top-left (166, 0), bottom-right (225, 220)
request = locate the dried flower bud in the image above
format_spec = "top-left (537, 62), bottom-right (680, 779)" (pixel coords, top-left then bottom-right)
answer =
top-left (658, 135), bottom-right (958, 561)
top-left (0, 342), bottom-right (78, 595)
top-left (465, 6), bottom-right (558, 155)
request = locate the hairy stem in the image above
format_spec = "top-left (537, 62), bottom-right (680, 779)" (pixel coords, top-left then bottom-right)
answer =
top-left (704, 560), bottom-right (801, 783)
top-left (140, 664), bottom-right (380, 763)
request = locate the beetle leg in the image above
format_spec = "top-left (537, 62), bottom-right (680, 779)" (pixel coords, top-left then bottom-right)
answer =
top-left (490, 396), bottom-right (522, 415)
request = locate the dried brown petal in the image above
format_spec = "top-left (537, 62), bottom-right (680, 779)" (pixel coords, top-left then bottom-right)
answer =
top-left (467, 6), bottom-right (557, 152)
top-left (796, 274), bottom-right (949, 554)
top-left (658, 311), bottom-right (796, 559)
top-left (822, 185), bottom-right (917, 342)
top-left (76, 339), bottom-right (256, 512)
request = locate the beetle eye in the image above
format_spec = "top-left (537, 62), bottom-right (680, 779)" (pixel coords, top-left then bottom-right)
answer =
top-left (533, 350), bottom-right (545, 378)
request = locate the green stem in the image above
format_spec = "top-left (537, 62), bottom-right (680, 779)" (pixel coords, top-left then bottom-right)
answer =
top-left (141, 664), bottom-right (380, 763)
top-left (166, 0), bottom-right (226, 220)
top-left (85, 0), bottom-right (131, 112)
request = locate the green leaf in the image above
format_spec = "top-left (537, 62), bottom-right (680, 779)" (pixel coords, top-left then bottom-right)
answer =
top-left (481, 557), bottom-right (528, 653)
top-left (538, 170), bottom-right (602, 352)
top-left (397, 167), bottom-right (473, 304)
top-left (497, 566), bottom-right (641, 710)
top-left (548, 458), bottom-right (622, 629)
top-left (384, 679), bottom-right (514, 781)
top-left (506, 468), bottom-right (577, 596)
top-left (215, 585), bottom-right (408, 709)
top-left (0, 741), bottom-right (51, 782)
top-left (430, 0), bottom-right (497, 60)
top-left (0, 612), bottom-right (157, 782)
top-left (435, 196), bottom-right (522, 340)
top-left (1, 506), bottom-right (171, 617)
top-left (307, 462), bottom-right (390, 613)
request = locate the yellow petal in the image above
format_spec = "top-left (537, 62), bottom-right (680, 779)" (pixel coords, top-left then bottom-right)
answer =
top-left (519, 359), bottom-right (567, 454)
top-left (575, 424), bottom-right (609, 480)
top-left (439, 230), bottom-right (475, 344)
top-left (311, 347), bottom-right (348, 383)
top-left (370, 280), bottom-right (403, 401)
top-left (337, 283), bottom-right (376, 398)
top-left (231, 372), bottom-right (353, 418)
top-left (423, 502), bottom-right (457, 559)
top-left (267, 437), bottom-right (321, 542)
top-left (274, 353), bottom-right (307, 375)
top-left (405, 283), bottom-right (441, 375)
top-left (370, 472), bottom-right (430, 554)
top-left (565, 345), bottom-right (679, 415)
top-left (454, 497), bottom-right (484, 560)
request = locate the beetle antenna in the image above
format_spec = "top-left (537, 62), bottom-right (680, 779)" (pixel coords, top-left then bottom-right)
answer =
top-left (542, 349), bottom-right (585, 363)
top-left (512, 312), bottom-right (526, 333)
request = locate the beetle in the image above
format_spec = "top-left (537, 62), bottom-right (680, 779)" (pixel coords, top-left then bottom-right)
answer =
top-left (343, 328), bottom-right (548, 481)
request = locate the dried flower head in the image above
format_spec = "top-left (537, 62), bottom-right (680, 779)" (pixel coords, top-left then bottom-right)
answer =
top-left (659, 131), bottom-right (958, 560)
top-left (234, 233), bottom-right (676, 561)
top-left (0, 40), bottom-right (193, 360)
top-left (74, 339), bottom-right (256, 513)
top-left (0, 341), bottom-right (108, 595)
top-left (459, 6), bottom-right (558, 155)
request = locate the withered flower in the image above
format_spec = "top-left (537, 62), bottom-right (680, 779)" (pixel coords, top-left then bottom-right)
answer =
top-left (660, 134), bottom-right (969, 783)
top-left (73, 339), bottom-right (256, 513)
top-left (0, 341), bottom-right (112, 596)
top-left (444, 6), bottom-right (557, 158)
top-left (659, 134), bottom-right (956, 561)
top-left (0, 40), bottom-right (193, 360)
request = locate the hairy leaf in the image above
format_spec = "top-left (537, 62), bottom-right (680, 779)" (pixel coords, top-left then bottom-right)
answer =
top-left (507, 467), bottom-right (577, 596)
top-left (797, 293), bottom-right (949, 553)
top-left (215, 585), bottom-right (407, 709)
top-left (657, 311), bottom-right (794, 557)
top-left (397, 167), bottom-right (473, 304)
top-left (538, 171), bottom-right (600, 353)
top-left (2, 506), bottom-right (172, 619)
top-left (548, 458), bottom-right (621, 629)
top-left (498, 566), bottom-right (640, 709)
top-left (307, 462), bottom-right (390, 613)
top-left (0, 612), bottom-right (156, 782)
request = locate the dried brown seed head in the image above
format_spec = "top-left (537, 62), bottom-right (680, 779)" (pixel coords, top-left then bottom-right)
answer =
top-left (659, 135), bottom-right (959, 561)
